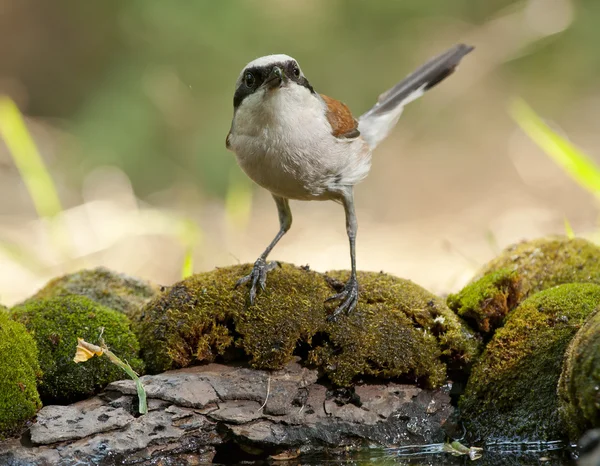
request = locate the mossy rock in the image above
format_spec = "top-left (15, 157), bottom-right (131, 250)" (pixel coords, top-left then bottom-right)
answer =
top-left (0, 306), bottom-right (42, 438)
top-left (11, 296), bottom-right (144, 404)
top-left (309, 271), bottom-right (481, 386)
top-left (26, 267), bottom-right (159, 319)
top-left (559, 307), bottom-right (600, 439)
top-left (447, 269), bottom-right (522, 333)
top-left (134, 263), bottom-right (330, 374)
top-left (448, 237), bottom-right (600, 333)
top-left (135, 263), bottom-right (481, 387)
top-left (459, 283), bottom-right (600, 441)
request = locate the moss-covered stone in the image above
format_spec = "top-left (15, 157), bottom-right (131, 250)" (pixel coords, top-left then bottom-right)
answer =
top-left (475, 236), bottom-right (600, 297)
top-left (11, 296), bottom-right (144, 404)
top-left (459, 283), bottom-right (600, 441)
top-left (309, 271), bottom-right (480, 386)
top-left (447, 269), bottom-right (522, 333)
top-left (559, 307), bottom-right (600, 440)
top-left (448, 237), bottom-right (600, 335)
top-left (134, 263), bottom-right (330, 374)
top-left (135, 263), bottom-right (480, 387)
top-left (0, 306), bottom-right (42, 438)
top-left (26, 267), bottom-right (158, 319)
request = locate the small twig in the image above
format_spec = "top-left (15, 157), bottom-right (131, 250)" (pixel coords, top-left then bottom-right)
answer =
top-left (258, 376), bottom-right (271, 412)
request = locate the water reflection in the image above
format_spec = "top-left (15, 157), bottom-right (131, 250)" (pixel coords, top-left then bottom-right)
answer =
top-left (292, 441), bottom-right (575, 465)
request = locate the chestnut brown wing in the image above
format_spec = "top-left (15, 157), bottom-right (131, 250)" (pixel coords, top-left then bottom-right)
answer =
top-left (320, 94), bottom-right (360, 139)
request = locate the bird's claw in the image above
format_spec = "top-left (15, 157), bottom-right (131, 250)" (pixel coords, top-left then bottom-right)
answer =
top-left (235, 258), bottom-right (278, 305)
top-left (326, 276), bottom-right (359, 321)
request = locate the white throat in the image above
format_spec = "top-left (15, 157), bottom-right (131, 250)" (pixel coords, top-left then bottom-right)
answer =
top-left (232, 82), bottom-right (323, 137)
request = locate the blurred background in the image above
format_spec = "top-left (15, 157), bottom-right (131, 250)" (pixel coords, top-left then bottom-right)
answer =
top-left (1, 0), bottom-right (599, 305)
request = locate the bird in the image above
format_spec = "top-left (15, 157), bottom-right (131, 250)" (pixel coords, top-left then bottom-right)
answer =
top-left (226, 44), bottom-right (474, 319)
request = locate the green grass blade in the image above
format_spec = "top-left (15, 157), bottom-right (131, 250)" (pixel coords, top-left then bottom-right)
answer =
top-left (105, 349), bottom-right (147, 414)
top-left (0, 97), bottom-right (64, 218)
top-left (0, 96), bottom-right (73, 261)
top-left (181, 246), bottom-right (194, 279)
top-left (564, 217), bottom-right (575, 238)
top-left (510, 98), bottom-right (600, 199)
top-left (177, 218), bottom-right (201, 279)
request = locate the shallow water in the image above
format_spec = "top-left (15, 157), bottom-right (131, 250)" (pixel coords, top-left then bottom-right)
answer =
top-left (282, 441), bottom-right (576, 466)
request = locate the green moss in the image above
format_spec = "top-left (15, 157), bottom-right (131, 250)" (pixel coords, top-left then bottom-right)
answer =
top-left (459, 283), bottom-right (600, 440)
top-left (11, 295), bottom-right (144, 404)
top-left (475, 236), bottom-right (600, 298)
top-left (447, 269), bottom-right (522, 333)
top-left (448, 237), bottom-right (600, 335)
top-left (26, 267), bottom-right (158, 319)
top-left (309, 271), bottom-right (480, 386)
top-left (0, 306), bottom-right (42, 438)
top-left (135, 264), bottom-right (480, 387)
top-left (135, 263), bottom-right (330, 374)
top-left (559, 307), bottom-right (600, 439)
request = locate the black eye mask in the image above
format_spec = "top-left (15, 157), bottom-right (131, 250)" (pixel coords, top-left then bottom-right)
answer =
top-left (233, 61), bottom-right (314, 109)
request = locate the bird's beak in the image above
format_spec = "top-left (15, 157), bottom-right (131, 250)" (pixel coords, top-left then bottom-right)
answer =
top-left (264, 66), bottom-right (284, 89)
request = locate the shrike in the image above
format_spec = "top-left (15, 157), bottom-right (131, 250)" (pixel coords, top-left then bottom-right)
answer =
top-left (226, 44), bottom-right (473, 319)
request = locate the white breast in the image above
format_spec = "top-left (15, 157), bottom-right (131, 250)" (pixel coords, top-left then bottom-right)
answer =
top-left (228, 84), bottom-right (371, 201)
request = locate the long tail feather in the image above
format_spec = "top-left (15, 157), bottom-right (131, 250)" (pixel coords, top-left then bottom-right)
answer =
top-left (358, 44), bottom-right (474, 149)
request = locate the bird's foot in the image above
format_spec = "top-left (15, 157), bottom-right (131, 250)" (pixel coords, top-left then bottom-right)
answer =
top-left (235, 258), bottom-right (279, 305)
top-left (326, 275), bottom-right (359, 321)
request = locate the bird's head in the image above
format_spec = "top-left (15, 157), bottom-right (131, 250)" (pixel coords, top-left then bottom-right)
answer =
top-left (232, 54), bottom-right (315, 112)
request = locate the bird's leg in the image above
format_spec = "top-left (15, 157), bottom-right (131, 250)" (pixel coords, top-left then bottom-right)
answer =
top-left (326, 189), bottom-right (359, 320)
top-left (236, 195), bottom-right (292, 305)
